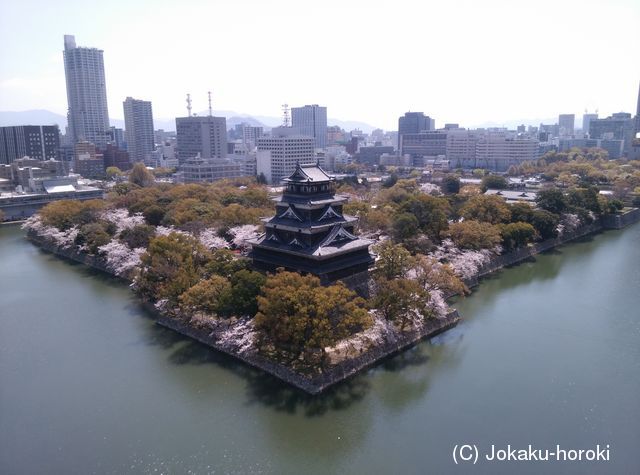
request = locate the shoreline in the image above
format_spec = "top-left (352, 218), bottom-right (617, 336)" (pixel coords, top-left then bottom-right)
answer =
top-left (23, 208), bottom-right (640, 393)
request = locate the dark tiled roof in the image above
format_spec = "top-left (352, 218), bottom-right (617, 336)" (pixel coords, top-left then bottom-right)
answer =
top-left (283, 163), bottom-right (333, 183)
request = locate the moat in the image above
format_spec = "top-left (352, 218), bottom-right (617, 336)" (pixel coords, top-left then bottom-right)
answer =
top-left (1, 223), bottom-right (639, 474)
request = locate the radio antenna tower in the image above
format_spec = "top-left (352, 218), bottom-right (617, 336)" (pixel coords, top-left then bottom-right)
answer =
top-left (282, 103), bottom-right (290, 127)
top-left (208, 91), bottom-right (213, 117)
top-left (186, 93), bottom-right (192, 117)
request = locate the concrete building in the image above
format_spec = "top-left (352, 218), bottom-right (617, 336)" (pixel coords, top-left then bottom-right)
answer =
top-left (180, 157), bottom-right (245, 183)
top-left (582, 113), bottom-right (598, 138)
top-left (635, 81), bottom-right (640, 138)
top-left (474, 134), bottom-right (538, 172)
top-left (398, 112), bottom-right (433, 149)
top-left (400, 131), bottom-right (447, 164)
top-left (446, 129), bottom-right (481, 169)
top-left (0, 157), bottom-right (67, 191)
top-left (589, 113), bottom-right (635, 156)
top-left (559, 114), bottom-right (575, 137)
top-left (103, 144), bottom-right (131, 171)
top-left (242, 125), bottom-right (264, 149)
top-left (108, 126), bottom-right (126, 149)
top-left (256, 127), bottom-right (315, 184)
top-left (357, 145), bottom-right (394, 166)
top-left (63, 35), bottom-right (110, 148)
top-left (291, 104), bottom-right (327, 149)
top-left (0, 126), bottom-right (60, 164)
top-left (176, 115), bottom-right (227, 162)
top-left (123, 97), bottom-right (154, 163)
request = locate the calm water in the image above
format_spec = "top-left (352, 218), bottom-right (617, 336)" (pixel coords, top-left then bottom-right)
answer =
top-left (1, 223), bottom-right (639, 474)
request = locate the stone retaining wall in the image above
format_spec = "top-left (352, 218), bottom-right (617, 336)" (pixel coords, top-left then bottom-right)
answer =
top-left (601, 208), bottom-right (640, 229)
top-left (463, 221), bottom-right (605, 288)
top-left (156, 310), bottom-right (460, 395)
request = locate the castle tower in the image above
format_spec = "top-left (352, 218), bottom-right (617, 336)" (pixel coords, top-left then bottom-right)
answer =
top-left (249, 163), bottom-right (374, 285)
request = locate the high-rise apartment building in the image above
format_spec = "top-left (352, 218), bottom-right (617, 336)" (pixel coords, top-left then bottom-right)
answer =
top-left (242, 125), bottom-right (264, 149)
top-left (63, 35), bottom-right (110, 149)
top-left (256, 127), bottom-right (315, 184)
top-left (291, 104), bottom-right (327, 149)
top-left (123, 97), bottom-right (155, 163)
top-left (176, 116), bottom-right (227, 162)
top-left (398, 112), bottom-right (433, 150)
top-left (0, 125), bottom-right (60, 164)
top-left (589, 113), bottom-right (635, 156)
top-left (582, 113), bottom-right (598, 137)
top-left (635, 81), bottom-right (640, 136)
top-left (558, 114), bottom-right (575, 137)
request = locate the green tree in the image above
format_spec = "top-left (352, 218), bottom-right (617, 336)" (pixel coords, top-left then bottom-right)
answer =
top-left (392, 212), bottom-right (420, 241)
top-left (256, 172), bottom-right (267, 184)
top-left (536, 188), bottom-right (567, 214)
top-left (75, 221), bottom-right (113, 254)
top-left (136, 233), bottom-right (211, 306)
top-left (460, 195), bottom-right (512, 224)
top-left (254, 271), bottom-right (370, 362)
top-left (509, 202), bottom-right (535, 223)
top-left (373, 240), bottom-right (413, 280)
top-left (373, 278), bottom-right (431, 329)
top-left (446, 220), bottom-right (502, 250)
top-left (142, 205), bottom-right (166, 226)
top-left (106, 166), bottom-right (123, 180)
top-left (500, 222), bottom-right (536, 250)
top-left (566, 187), bottom-right (601, 214)
top-left (119, 224), bottom-right (156, 249)
top-left (129, 163), bottom-right (155, 187)
top-left (412, 254), bottom-right (467, 296)
top-left (179, 275), bottom-right (231, 315)
top-left (442, 175), bottom-right (461, 194)
top-left (400, 194), bottom-right (450, 240)
top-left (530, 209), bottom-right (559, 240)
top-left (222, 269), bottom-right (267, 317)
top-left (481, 175), bottom-right (508, 192)
top-left (206, 249), bottom-right (248, 277)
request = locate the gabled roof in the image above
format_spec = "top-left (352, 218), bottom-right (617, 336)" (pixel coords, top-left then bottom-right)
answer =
top-left (283, 162), bottom-right (334, 183)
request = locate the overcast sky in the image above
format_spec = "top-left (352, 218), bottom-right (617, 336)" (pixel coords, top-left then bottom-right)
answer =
top-left (1, 0), bottom-right (638, 130)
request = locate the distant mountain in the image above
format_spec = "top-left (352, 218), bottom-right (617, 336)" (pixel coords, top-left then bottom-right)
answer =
top-left (0, 109), bottom-right (380, 134)
top-left (471, 118), bottom-right (559, 129)
top-left (0, 110), bottom-right (68, 128)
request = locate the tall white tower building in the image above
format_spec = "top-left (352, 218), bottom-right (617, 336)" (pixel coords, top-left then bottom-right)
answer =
top-left (63, 35), bottom-right (110, 149)
top-left (291, 104), bottom-right (327, 149)
top-left (123, 97), bottom-right (155, 163)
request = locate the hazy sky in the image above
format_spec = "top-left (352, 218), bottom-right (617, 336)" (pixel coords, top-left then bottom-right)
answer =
top-left (1, 0), bottom-right (639, 130)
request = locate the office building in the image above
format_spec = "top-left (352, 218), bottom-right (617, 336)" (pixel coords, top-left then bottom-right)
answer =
top-left (63, 35), bottom-right (110, 148)
top-left (589, 113), bottom-right (635, 156)
top-left (291, 104), bottom-right (327, 149)
top-left (256, 127), bottom-right (315, 184)
top-left (357, 146), bottom-right (394, 166)
top-left (0, 126), bottom-right (60, 164)
top-left (176, 116), bottom-right (227, 162)
top-left (180, 157), bottom-right (245, 183)
top-left (103, 144), bottom-right (131, 171)
top-left (635, 81), bottom-right (640, 137)
top-left (123, 97), bottom-right (154, 163)
top-left (446, 129), bottom-right (481, 169)
top-left (398, 112), bottom-right (433, 149)
top-left (474, 134), bottom-right (538, 172)
top-left (400, 131), bottom-right (447, 163)
top-left (108, 127), bottom-right (126, 149)
top-left (242, 125), bottom-right (264, 149)
top-left (582, 113), bottom-right (598, 138)
top-left (559, 114), bottom-right (575, 137)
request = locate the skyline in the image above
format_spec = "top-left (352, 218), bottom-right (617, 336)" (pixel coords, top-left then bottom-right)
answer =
top-left (1, 0), bottom-right (639, 131)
